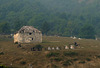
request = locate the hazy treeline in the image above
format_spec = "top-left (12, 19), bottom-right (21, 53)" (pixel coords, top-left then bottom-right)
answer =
top-left (0, 0), bottom-right (100, 39)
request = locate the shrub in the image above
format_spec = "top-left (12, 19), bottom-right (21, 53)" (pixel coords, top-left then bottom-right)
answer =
top-left (79, 61), bottom-right (85, 64)
top-left (0, 52), bottom-right (4, 55)
top-left (73, 58), bottom-right (78, 61)
top-left (63, 60), bottom-right (73, 66)
top-left (35, 44), bottom-right (43, 51)
top-left (51, 64), bottom-right (58, 68)
top-left (86, 58), bottom-right (91, 61)
top-left (35, 44), bottom-right (42, 48)
top-left (46, 52), bottom-right (60, 58)
top-left (20, 61), bottom-right (26, 65)
top-left (64, 51), bottom-right (78, 56)
top-left (0, 65), bottom-right (8, 68)
top-left (0, 65), bottom-right (15, 68)
top-left (96, 55), bottom-right (100, 58)
top-left (54, 58), bottom-right (62, 62)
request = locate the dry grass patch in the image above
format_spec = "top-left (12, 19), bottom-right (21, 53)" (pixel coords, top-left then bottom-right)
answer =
top-left (0, 35), bottom-right (100, 68)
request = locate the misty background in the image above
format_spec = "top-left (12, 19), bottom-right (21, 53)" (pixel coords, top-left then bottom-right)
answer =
top-left (0, 0), bottom-right (100, 39)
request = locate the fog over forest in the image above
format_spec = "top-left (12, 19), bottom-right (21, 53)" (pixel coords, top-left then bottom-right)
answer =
top-left (0, 0), bottom-right (100, 39)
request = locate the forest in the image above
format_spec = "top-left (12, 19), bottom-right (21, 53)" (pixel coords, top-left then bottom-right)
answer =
top-left (0, 0), bottom-right (100, 39)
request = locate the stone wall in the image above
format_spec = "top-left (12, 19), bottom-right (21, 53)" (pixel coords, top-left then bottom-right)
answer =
top-left (14, 32), bottom-right (42, 43)
top-left (14, 33), bottom-right (19, 43)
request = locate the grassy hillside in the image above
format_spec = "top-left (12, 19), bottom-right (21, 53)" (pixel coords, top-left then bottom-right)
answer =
top-left (0, 36), bottom-right (100, 68)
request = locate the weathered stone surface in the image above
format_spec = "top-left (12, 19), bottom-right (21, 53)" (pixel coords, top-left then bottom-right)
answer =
top-left (14, 26), bottom-right (42, 43)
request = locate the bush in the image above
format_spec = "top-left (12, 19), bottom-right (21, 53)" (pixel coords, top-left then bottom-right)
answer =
top-left (35, 44), bottom-right (43, 51)
top-left (63, 60), bottom-right (73, 66)
top-left (0, 52), bottom-right (4, 55)
top-left (54, 58), bottom-right (62, 62)
top-left (73, 58), bottom-right (78, 61)
top-left (96, 55), bottom-right (100, 58)
top-left (46, 52), bottom-right (60, 58)
top-left (64, 51), bottom-right (78, 56)
top-left (0, 65), bottom-right (8, 68)
top-left (20, 61), bottom-right (26, 65)
top-left (35, 44), bottom-right (42, 48)
top-left (86, 58), bottom-right (91, 61)
top-left (79, 61), bottom-right (85, 64)
top-left (0, 65), bottom-right (15, 68)
top-left (51, 64), bottom-right (58, 68)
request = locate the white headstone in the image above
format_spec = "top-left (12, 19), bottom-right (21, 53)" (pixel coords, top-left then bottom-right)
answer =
top-left (29, 64), bottom-right (33, 68)
top-left (48, 47), bottom-right (51, 50)
top-left (73, 36), bottom-right (76, 39)
top-left (70, 45), bottom-right (74, 49)
top-left (10, 34), bottom-right (13, 36)
top-left (10, 63), bottom-right (12, 65)
top-left (78, 38), bottom-right (81, 40)
top-left (65, 46), bottom-right (69, 49)
top-left (52, 47), bottom-right (55, 50)
top-left (56, 47), bottom-right (60, 50)
top-left (95, 38), bottom-right (98, 40)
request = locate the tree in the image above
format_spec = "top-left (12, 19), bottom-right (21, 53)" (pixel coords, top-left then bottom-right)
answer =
top-left (79, 24), bottom-right (96, 39)
top-left (64, 21), bottom-right (75, 36)
top-left (14, 19), bottom-right (25, 32)
top-left (0, 22), bottom-right (11, 34)
top-left (41, 21), bottom-right (50, 35)
top-left (14, 22), bottom-right (22, 31)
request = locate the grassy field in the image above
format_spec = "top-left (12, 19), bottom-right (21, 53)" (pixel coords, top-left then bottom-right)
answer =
top-left (0, 35), bottom-right (100, 68)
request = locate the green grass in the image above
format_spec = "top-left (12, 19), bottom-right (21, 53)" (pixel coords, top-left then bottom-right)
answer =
top-left (63, 59), bottom-right (73, 66)
top-left (0, 35), bottom-right (100, 68)
top-left (63, 51), bottom-right (78, 56)
top-left (46, 52), bottom-right (60, 58)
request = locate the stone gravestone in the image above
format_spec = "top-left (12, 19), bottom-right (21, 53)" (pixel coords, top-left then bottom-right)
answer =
top-left (65, 46), bottom-right (69, 49)
top-left (56, 47), bottom-right (60, 50)
top-left (48, 47), bottom-right (51, 50)
top-left (73, 36), bottom-right (76, 39)
top-left (29, 64), bottom-right (33, 68)
top-left (52, 47), bottom-right (55, 50)
top-left (70, 45), bottom-right (75, 49)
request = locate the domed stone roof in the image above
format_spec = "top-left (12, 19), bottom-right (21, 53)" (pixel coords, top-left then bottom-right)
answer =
top-left (18, 26), bottom-right (41, 33)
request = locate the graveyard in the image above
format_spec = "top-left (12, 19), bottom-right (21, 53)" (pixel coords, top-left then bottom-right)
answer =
top-left (0, 35), bottom-right (100, 68)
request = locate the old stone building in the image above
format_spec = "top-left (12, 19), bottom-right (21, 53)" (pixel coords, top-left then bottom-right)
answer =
top-left (14, 26), bottom-right (42, 43)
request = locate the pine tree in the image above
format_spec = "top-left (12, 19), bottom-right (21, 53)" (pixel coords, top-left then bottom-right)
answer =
top-left (41, 21), bottom-right (50, 35)
top-left (79, 24), bottom-right (96, 39)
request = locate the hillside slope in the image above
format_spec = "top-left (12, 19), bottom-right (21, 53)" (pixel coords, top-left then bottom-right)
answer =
top-left (0, 0), bottom-right (100, 37)
top-left (0, 36), bottom-right (100, 68)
